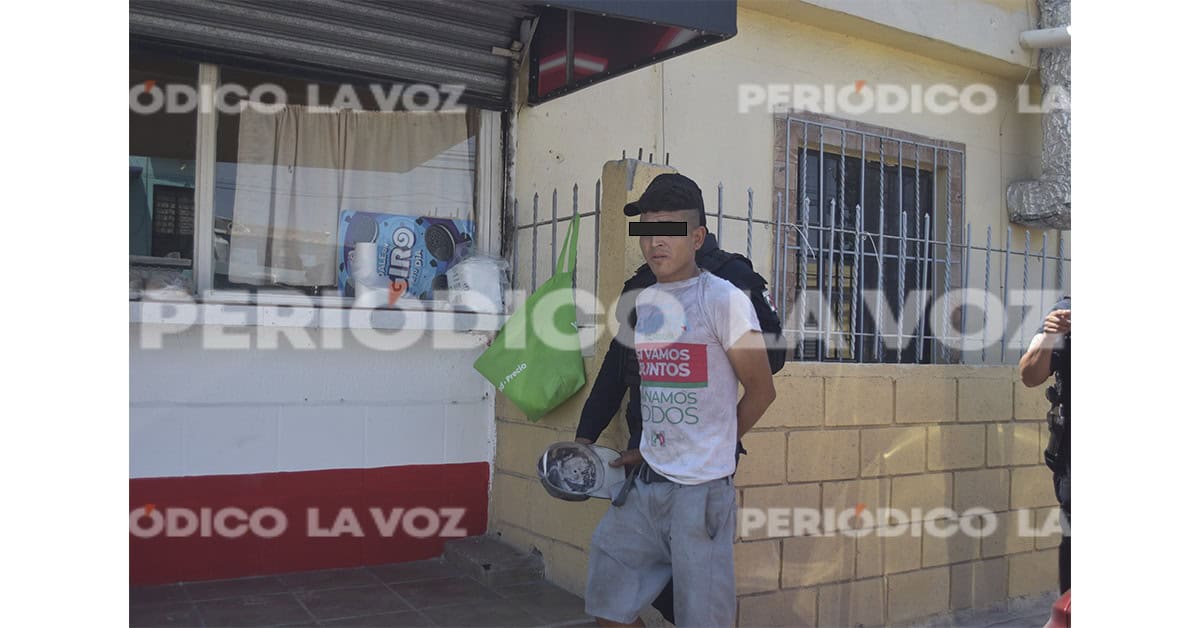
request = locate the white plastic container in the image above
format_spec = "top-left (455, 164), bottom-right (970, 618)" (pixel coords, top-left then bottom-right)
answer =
top-left (447, 256), bottom-right (509, 313)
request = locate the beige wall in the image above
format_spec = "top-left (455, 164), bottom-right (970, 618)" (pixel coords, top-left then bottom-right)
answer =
top-left (514, 8), bottom-right (1066, 292)
top-left (491, 359), bottom-right (1060, 625)
top-left (742, 0), bottom-right (1038, 78)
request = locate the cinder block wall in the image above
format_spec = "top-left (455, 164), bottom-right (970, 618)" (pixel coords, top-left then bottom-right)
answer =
top-left (492, 363), bottom-right (1060, 626)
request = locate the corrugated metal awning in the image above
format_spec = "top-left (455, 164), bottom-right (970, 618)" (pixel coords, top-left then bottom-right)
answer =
top-left (130, 0), bottom-right (737, 110)
top-left (130, 0), bottom-right (535, 110)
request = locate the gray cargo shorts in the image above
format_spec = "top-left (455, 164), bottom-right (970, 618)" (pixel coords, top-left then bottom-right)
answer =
top-left (584, 474), bottom-right (736, 627)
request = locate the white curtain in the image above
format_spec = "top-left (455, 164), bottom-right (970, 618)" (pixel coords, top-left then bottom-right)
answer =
top-left (228, 105), bottom-right (472, 287)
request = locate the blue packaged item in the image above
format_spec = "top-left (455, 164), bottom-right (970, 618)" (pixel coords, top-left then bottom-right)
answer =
top-left (337, 210), bottom-right (474, 301)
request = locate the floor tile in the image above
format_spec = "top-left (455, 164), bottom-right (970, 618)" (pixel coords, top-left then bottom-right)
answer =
top-left (195, 593), bottom-right (314, 627)
top-left (280, 568), bottom-right (380, 592)
top-left (320, 610), bottom-right (434, 627)
top-left (491, 580), bottom-right (568, 599)
top-left (419, 600), bottom-right (542, 628)
top-left (389, 577), bottom-right (501, 610)
top-left (131, 584), bottom-right (189, 606)
top-left (506, 587), bottom-right (589, 625)
top-left (368, 560), bottom-right (458, 584)
top-left (185, 575), bottom-right (289, 601)
top-left (129, 601), bottom-right (202, 627)
top-left (294, 585), bottom-right (412, 621)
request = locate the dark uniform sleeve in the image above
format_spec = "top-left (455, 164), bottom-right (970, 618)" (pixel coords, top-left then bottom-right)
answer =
top-left (574, 336), bottom-right (628, 443)
top-left (575, 275), bottom-right (645, 444)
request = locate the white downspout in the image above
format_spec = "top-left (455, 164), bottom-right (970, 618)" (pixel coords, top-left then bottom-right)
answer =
top-left (1020, 26), bottom-right (1071, 49)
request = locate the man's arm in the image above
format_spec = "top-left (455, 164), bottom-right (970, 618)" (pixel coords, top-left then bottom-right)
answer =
top-left (575, 336), bottom-right (627, 444)
top-left (726, 330), bottom-right (777, 439)
top-left (1019, 308), bottom-right (1070, 387)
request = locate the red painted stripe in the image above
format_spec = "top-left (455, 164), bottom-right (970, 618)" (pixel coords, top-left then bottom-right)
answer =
top-left (129, 462), bottom-right (489, 585)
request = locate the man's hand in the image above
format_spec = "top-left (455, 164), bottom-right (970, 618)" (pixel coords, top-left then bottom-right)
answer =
top-left (574, 437), bottom-right (594, 445)
top-left (1043, 309), bottom-right (1071, 336)
top-left (609, 448), bottom-right (644, 468)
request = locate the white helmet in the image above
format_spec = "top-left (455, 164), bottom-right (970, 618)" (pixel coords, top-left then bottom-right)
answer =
top-left (536, 442), bottom-right (627, 501)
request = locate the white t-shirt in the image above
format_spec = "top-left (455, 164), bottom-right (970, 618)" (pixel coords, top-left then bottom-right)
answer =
top-left (634, 270), bottom-right (760, 484)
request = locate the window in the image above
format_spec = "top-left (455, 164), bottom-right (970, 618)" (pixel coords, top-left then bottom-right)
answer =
top-left (775, 113), bottom-right (965, 364)
top-left (212, 67), bottom-right (481, 304)
top-left (129, 52), bottom-right (504, 316)
top-left (129, 53), bottom-right (199, 298)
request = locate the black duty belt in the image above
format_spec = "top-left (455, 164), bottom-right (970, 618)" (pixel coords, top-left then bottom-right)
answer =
top-left (637, 463), bottom-right (674, 484)
top-left (613, 462), bottom-right (670, 507)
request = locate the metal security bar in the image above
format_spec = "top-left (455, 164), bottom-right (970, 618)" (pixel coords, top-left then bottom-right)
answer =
top-left (509, 171), bottom-right (1069, 365)
top-left (774, 117), bottom-right (1070, 365)
top-left (510, 180), bottom-right (602, 323)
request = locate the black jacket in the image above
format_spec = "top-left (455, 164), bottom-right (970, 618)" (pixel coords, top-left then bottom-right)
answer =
top-left (575, 234), bottom-right (786, 449)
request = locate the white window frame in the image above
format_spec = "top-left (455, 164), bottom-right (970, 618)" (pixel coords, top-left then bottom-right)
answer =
top-left (132, 62), bottom-right (507, 332)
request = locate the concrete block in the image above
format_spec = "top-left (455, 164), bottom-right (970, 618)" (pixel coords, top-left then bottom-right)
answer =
top-left (1015, 380), bottom-right (1052, 421)
top-left (921, 526), bottom-right (980, 567)
top-left (927, 425), bottom-right (986, 470)
top-left (958, 378), bottom-right (1014, 423)
top-left (735, 540), bottom-right (782, 595)
top-left (856, 532), bottom-right (884, 578)
top-left (788, 430), bottom-right (859, 482)
top-left (1011, 465), bottom-right (1057, 510)
top-left (495, 420), bottom-right (557, 478)
top-left (741, 484), bottom-right (821, 541)
top-left (861, 427), bottom-right (926, 476)
top-left (757, 376), bottom-right (824, 428)
top-left (546, 540), bottom-right (589, 597)
top-left (896, 377), bottom-right (957, 423)
top-left (492, 472), bottom-right (532, 529)
top-left (883, 526), bottom-right (924, 575)
top-left (538, 490), bottom-right (609, 550)
top-left (737, 588), bottom-right (817, 627)
top-left (951, 558), bottom-right (1008, 610)
top-left (887, 566), bottom-right (950, 623)
top-left (954, 468), bottom-right (1011, 513)
top-left (818, 577), bottom-right (885, 627)
top-left (1008, 549), bottom-right (1058, 597)
top-left (891, 473), bottom-right (952, 519)
top-left (781, 535), bottom-right (854, 587)
top-left (1034, 506), bottom-right (1063, 550)
top-left (980, 511), bottom-right (1036, 559)
top-left (737, 431), bottom-right (789, 486)
top-left (986, 423), bottom-right (1041, 467)
top-left (821, 479), bottom-right (888, 533)
top-left (826, 377), bottom-right (894, 426)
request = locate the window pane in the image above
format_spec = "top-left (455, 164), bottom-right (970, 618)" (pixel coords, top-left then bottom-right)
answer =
top-left (213, 68), bottom-right (479, 301)
top-left (129, 53), bottom-right (199, 297)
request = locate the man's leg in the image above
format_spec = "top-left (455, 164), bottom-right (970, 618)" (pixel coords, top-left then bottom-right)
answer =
top-left (1054, 467), bottom-right (1071, 593)
top-left (586, 482), bottom-right (673, 625)
top-left (1058, 535), bottom-right (1071, 594)
top-left (668, 478), bottom-right (737, 628)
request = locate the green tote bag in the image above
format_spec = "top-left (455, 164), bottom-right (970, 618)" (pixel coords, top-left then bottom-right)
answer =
top-left (473, 212), bottom-right (585, 421)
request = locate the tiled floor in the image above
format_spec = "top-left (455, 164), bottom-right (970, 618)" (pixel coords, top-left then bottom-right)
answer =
top-left (129, 560), bottom-right (592, 628)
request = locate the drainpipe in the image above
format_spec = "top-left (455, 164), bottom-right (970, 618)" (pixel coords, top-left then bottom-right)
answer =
top-left (1007, 0), bottom-right (1071, 230)
top-left (1019, 26), bottom-right (1070, 50)
top-left (499, 18), bottom-right (538, 266)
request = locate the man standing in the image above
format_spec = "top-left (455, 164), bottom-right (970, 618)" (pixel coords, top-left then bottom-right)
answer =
top-left (575, 173), bottom-right (785, 623)
top-left (583, 174), bottom-right (776, 627)
top-left (1019, 296), bottom-right (1071, 593)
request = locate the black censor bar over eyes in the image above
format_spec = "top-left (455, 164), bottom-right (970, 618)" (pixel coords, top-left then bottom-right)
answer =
top-left (629, 222), bottom-right (688, 236)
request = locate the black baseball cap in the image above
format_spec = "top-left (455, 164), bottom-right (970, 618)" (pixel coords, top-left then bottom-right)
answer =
top-left (623, 173), bottom-right (706, 226)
